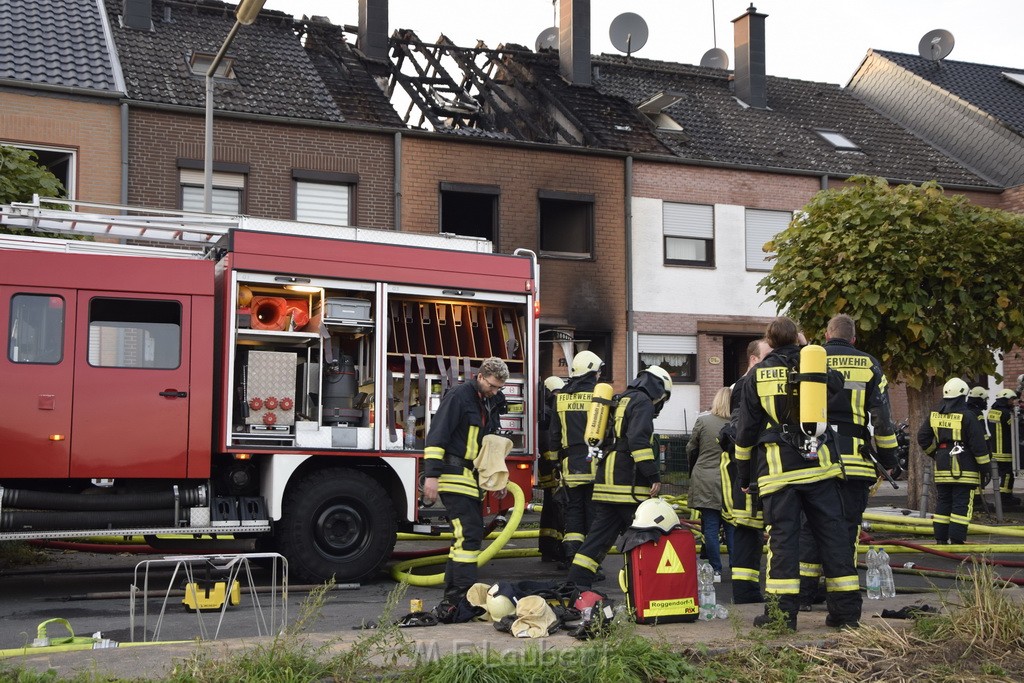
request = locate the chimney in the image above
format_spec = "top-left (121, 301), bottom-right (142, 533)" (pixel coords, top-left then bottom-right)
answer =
top-left (122, 0), bottom-right (152, 30)
top-left (358, 0), bottom-right (389, 61)
top-left (559, 0), bottom-right (591, 86)
top-left (732, 4), bottom-right (767, 108)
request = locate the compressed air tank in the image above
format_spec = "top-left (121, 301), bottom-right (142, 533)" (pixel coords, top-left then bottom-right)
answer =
top-left (584, 382), bottom-right (616, 446)
top-left (799, 344), bottom-right (827, 437)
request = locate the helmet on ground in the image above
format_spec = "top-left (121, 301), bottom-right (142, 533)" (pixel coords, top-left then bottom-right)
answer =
top-left (485, 583), bottom-right (517, 622)
top-left (942, 378), bottom-right (969, 399)
top-left (544, 376), bottom-right (565, 392)
top-left (570, 350), bottom-right (604, 378)
top-left (996, 389), bottom-right (1018, 400)
top-left (968, 386), bottom-right (989, 399)
top-left (630, 497), bottom-right (680, 533)
top-left (643, 365), bottom-right (673, 399)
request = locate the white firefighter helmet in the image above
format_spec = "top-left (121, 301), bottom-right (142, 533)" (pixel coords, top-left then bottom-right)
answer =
top-left (968, 386), bottom-right (989, 399)
top-left (570, 350), bottom-right (604, 377)
top-left (643, 365), bottom-right (673, 400)
top-left (996, 388), bottom-right (1018, 400)
top-left (485, 584), bottom-right (517, 622)
top-left (943, 378), bottom-right (969, 399)
top-left (544, 376), bottom-right (565, 392)
top-left (630, 498), bottom-right (680, 533)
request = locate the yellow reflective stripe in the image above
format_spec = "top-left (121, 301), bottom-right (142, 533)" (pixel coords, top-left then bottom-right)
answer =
top-left (765, 578), bottom-right (800, 594)
top-left (732, 567), bottom-right (760, 582)
top-left (632, 448), bottom-right (655, 462)
top-left (994, 453), bottom-right (1013, 463)
top-left (424, 446), bottom-right (445, 461)
top-left (572, 553), bottom-right (600, 572)
top-left (757, 462), bottom-right (843, 496)
top-left (765, 443), bottom-right (783, 479)
top-left (451, 549), bottom-right (480, 564)
top-left (543, 450), bottom-right (559, 461)
top-left (466, 426), bottom-right (480, 460)
top-left (799, 562), bottom-right (822, 578)
top-left (539, 529), bottom-right (563, 540)
top-left (825, 575), bottom-right (860, 592)
top-left (736, 445), bottom-right (751, 461)
top-left (563, 532), bottom-right (586, 543)
top-left (874, 433), bottom-right (898, 450)
top-left (932, 513), bottom-right (950, 525)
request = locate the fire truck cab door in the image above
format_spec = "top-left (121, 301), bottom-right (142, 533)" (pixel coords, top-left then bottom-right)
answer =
top-left (1, 287), bottom-right (75, 478)
top-left (71, 291), bottom-right (193, 478)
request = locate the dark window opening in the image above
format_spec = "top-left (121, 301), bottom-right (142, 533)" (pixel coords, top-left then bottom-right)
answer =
top-left (539, 194), bottom-right (593, 259)
top-left (441, 190), bottom-right (497, 242)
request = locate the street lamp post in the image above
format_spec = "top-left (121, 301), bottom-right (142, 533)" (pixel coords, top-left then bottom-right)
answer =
top-left (203, 0), bottom-right (266, 213)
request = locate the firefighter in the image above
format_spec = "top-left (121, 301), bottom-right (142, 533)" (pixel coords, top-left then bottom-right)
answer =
top-left (917, 378), bottom-right (991, 544)
top-left (422, 356), bottom-right (510, 602)
top-left (797, 314), bottom-right (899, 611)
top-left (986, 388), bottom-right (1019, 508)
top-left (549, 350), bottom-right (604, 567)
top-left (537, 375), bottom-right (567, 562)
top-left (967, 386), bottom-right (990, 436)
top-left (565, 366), bottom-right (671, 588)
top-left (735, 317), bottom-right (859, 631)
top-left (719, 338), bottom-right (771, 604)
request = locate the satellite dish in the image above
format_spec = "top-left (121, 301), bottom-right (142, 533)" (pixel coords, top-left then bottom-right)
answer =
top-left (700, 47), bottom-right (729, 69)
top-left (609, 12), bottom-right (648, 56)
top-left (535, 26), bottom-right (558, 52)
top-left (918, 29), bottom-right (955, 61)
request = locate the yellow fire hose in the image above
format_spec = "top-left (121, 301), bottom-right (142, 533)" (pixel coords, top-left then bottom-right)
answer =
top-left (0, 618), bottom-right (189, 659)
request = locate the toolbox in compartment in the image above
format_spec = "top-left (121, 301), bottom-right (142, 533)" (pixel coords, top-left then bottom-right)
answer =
top-left (318, 297), bottom-right (372, 323)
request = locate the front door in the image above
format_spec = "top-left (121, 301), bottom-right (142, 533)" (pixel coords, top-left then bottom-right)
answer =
top-left (70, 292), bottom-right (193, 478)
top-left (0, 287), bottom-right (75, 477)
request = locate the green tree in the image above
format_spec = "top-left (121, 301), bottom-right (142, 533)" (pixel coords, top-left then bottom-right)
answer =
top-left (759, 175), bottom-right (1024, 506)
top-left (0, 145), bottom-right (66, 236)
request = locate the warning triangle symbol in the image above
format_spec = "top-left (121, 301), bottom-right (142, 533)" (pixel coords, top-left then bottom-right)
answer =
top-left (656, 542), bottom-right (685, 574)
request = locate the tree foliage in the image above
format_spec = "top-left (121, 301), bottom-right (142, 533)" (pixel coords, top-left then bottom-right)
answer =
top-left (759, 175), bottom-right (1024, 389)
top-left (0, 145), bottom-right (65, 205)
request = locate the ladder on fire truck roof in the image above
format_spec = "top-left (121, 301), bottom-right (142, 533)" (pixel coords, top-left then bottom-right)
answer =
top-left (0, 196), bottom-right (237, 252)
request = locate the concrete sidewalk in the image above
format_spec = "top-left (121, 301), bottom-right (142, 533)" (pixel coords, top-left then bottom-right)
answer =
top-left (3, 590), bottom-right (944, 681)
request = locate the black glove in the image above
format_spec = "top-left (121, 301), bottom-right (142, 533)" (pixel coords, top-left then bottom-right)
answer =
top-left (981, 470), bottom-right (992, 488)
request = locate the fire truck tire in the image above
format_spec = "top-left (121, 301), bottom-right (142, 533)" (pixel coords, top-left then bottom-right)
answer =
top-left (275, 468), bottom-right (397, 584)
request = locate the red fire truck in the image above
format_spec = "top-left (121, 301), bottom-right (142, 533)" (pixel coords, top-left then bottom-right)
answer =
top-left (0, 199), bottom-right (538, 584)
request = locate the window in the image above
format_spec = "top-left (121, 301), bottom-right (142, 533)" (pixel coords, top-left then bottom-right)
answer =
top-left (1002, 72), bottom-right (1024, 89)
top-left (745, 208), bottom-right (791, 271)
top-left (539, 190), bottom-right (594, 259)
top-left (293, 170), bottom-right (357, 226)
top-left (180, 168), bottom-right (244, 214)
top-left (663, 202), bottom-right (714, 267)
top-left (638, 334), bottom-right (696, 383)
top-left (88, 298), bottom-right (181, 369)
top-left (815, 129), bottom-right (859, 151)
top-left (440, 182), bottom-right (498, 242)
top-left (188, 52), bottom-right (235, 79)
top-left (8, 294), bottom-right (64, 364)
top-left (1, 143), bottom-right (75, 198)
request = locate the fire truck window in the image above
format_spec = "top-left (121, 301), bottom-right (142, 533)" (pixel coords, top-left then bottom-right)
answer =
top-left (9, 294), bottom-right (64, 364)
top-left (87, 298), bottom-right (181, 369)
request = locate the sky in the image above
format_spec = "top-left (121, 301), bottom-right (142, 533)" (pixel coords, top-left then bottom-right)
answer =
top-left (259, 0), bottom-right (1023, 86)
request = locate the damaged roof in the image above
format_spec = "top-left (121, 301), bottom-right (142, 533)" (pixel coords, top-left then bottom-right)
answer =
top-left (0, 0), bottom-right (121, 93)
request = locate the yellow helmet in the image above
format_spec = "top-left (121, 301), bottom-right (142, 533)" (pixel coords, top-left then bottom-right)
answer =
top-left (996, 389), bottom-right (1018, 401)
top-left (570, 350), bottom-right (604, 378)
top-left (968, 386), bottom-right (989, 399)
top-left (943, 378), bottom-right (969, 399)
top-left (543, 376), bottom-right (565, 392)
top-left (644, 365), bottom-right (673, 400)
top-left (485, 584), bottom-right (517, 622)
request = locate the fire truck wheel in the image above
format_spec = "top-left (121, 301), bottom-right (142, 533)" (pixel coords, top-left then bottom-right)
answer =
top-left (275, 468), bottom-right (397, 584)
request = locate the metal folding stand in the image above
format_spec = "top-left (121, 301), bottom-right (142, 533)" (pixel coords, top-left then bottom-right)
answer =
top-left (130, 552), bottom-right (288, 642)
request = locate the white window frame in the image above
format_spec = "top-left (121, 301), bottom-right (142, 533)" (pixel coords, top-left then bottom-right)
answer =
top-left (663, 202), bottom-right (714, 267)
top-left (180, 168), bottom-right (244, 215)
top-left (638, 334), bottom-right (697, 383)
top-left (745, 208), bottom-right (791, 271)
top-left (1, 141), bottom-right (76, 199)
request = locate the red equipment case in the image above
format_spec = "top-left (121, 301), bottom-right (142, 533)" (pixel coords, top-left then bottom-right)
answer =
top-left (621, 527), bottom-right (699, 624)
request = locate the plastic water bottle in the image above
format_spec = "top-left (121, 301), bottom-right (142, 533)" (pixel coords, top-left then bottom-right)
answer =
top-left (865, 546), bottom-right (882, 600)
top-left (878, 548), bottom-right (896, 599)
top-left (698, 561), bottom-right (716, 619)
top-left (404, 415), bottom-right (417, 448)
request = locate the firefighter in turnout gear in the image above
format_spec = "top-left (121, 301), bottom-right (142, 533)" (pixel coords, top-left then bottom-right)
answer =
top-left (537, 376), bottom-right (567, 561)
top-left (719, 338), bottom-right (771, 604)
top-left (798, 314), bottom-right (899, 610)
top-left (986, 389), bottom-right (1019, 508)
top-left (548, 350), bottom-right (603, 566)
top-left (735, 317), bottom-right (860, 631)
top-left (917, 378), bottom-right (991, 544)
top-left (565, 366), bottom-right (671, 588)
top-left (967, 386), bottom-right (990, 437)
top-left (422, 357), bottom-right (510, 599)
